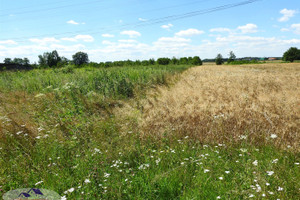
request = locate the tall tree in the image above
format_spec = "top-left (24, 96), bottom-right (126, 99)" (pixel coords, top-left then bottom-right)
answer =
top-left (3, 58), bottom-right (12, 64)
top-left (191, 56), bottom-right (202, 65)
top-left (228, 51), bottom-right (236, 63)
top-left (215, 54), bottom-right (224, 65)
top-left (72, 52), bottom-right (89, 66)
top-left (38, 50), bottom-right (62, 67)
top-left (283, 47), bottom-right (300, 62)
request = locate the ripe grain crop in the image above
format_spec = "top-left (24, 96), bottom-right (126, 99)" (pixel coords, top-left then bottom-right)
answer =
top-left (141, 63), bottom-right (300, 150)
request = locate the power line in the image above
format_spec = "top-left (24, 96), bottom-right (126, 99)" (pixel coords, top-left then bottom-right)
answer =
top-left (0, 0), bottom-right (106, 17)
top-left (0, 0), bottom-right (216, 33)
top-left (0, 0), bottom-right (77, 12)
top-left (2, 0), bottom-right (261, 43)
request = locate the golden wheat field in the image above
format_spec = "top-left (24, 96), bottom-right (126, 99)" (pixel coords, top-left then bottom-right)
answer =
top-left (139, 63), bottom-right (300, 150)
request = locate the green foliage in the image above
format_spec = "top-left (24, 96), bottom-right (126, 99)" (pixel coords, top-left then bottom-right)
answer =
top-left (3, 57), bottom-right (30, 66)
top-left (215, 53), bottom-right (224, 65)
top-left (226, 60), bottom-right (260, 65)
top-left (283, 47), bottom-right (300, 62)
top-left (227, 51), bottom-right (236, 63)
top-left (38, 50), bottom-right (62, 68)
top-left (157, 57), bottom-right (171, 65)
top-left (191, 56), bottom-right (202, 65)
top-left (72, 52), bottom-right (89, 66)
top-left (179, 57), bottom-right (188, 65)
top-left (0, 65), bottom-right (191, 99)
top-left (3, 58), bottom-right (12, 64)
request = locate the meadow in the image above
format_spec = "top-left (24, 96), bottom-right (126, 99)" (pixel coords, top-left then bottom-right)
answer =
top-left (0, 63), bottom-right (299, 199)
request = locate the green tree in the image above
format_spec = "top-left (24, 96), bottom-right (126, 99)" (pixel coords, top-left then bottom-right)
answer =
top-left (215, 54), bottom-right (224, 65)
top-left (171, 57), bottom-right (179, 65)
top-left (228, 51), bottom-right (236, 63)
top-left (283, 47), bottom-right (300, 62)
top-left (157, 57), bottom-right (170, 65)
top-left (23, 58), bottom-right (30, 66)
top-left (149, 58), bottom-right (155, 65)
top-left (191, 56), bottom-right (202, 65)
top-left (179, 57), bottom-right (188, 64)
top-left (38, 50), bottom-right (62, 67)
top-left (72, 52), bottom-right (89, 66)
top-left (3, 58), bottom-right (12, 64)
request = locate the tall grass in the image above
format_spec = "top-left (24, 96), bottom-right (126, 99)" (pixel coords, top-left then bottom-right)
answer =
top-left (0, 65), bottom-right (190, 98)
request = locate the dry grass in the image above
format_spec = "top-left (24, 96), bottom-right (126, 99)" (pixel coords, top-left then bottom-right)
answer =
top-left (140, 63), bottom-right (300, 150)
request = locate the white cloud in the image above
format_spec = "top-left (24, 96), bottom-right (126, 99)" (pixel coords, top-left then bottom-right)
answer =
top-left (29, 37), bottom-right (60, 45)
top-left (278, 9), bottom-right (297, 22)
top-left (0, 40), bottom-right (17, 45)
top-left (120, 30), bottom-right (141, 38)
top-left (102, 34), bottom-right (114, 38)
top-left (102, 40), bottom-right (115, 45)
top-left (291, 24), bottom-right (300, 34)
top-left (210, 28), bottom-right (231, 33)
top-left (67, 20), bottom-right (79, 25)
top-left (118, 39), bottom-right (137, 43)
top-left (280, 28), bottom-right (290, 32)
top-left (161, 24), bottom-right (173, 30)
top-left (61, 35), bottom-right (94, 42)
top-left (237, 24), bottom-right (258, 34)
top-left (138, 18), bottom-right (147, 22)
top-left (175, 29), bottom-right (204, 37)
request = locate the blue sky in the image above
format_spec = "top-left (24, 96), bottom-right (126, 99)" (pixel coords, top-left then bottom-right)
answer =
top-left (0, 0), bottom-right (299, 62)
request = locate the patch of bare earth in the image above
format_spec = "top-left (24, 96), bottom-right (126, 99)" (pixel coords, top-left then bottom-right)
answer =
top-left (140, 63), bottom-right (300, 150)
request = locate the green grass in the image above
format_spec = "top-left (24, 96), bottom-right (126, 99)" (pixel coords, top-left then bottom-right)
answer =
top-left (0, 65), bottom-right (190, 98)
top-left (1, 130), bottom-right (299, 199)
top-left (0, 64), bottom-right (299, 199)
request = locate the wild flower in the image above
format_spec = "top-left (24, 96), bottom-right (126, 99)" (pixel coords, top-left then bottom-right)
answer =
top-left (204, 169), bottom-right (210, 173)
top-left (239, 135), bottom-right (247, 140)
top-left (266, 171), bottom-right (274, 176)
top-left (252, 160), bottom-right (258, 166)
top-left (217, 196), bottom-right (221, 199)
top-left (138, 164), bottom-right (150, 170)
top-left (61, 195), bottom-right (67, 200)
top-left (84, 179), bottom-right (91, 184)
top-left (240, 148), bottom-right (247, 153)
top-left (104, 173), bottom-right (110, 178)
top-left (266, 183), bottom-right (270, 186)
top-left (249, 194), bottom-right (254, 198)
top-left (278, 186), bottom-right (283, 191)
top-left (155, 158), bottom-right (161, 165)
top-left (255, 184), bottom-right (261, 192)
top-left (270, 134), bottom-right (278, 139)
top-left (295, 162), bottom-right (299, 165)
top-left (225, 171), bottom-right (230, 174)
top-left (272, 159), bottom-right (278, 164)
top-left (36, 136), bottom-right (41, 139)
top-left (219, 177), bottom-right (223, 180)
top-left (67, 188), bottom-right (75, 193)
top-left (16, 131), bottom-right (23, 135)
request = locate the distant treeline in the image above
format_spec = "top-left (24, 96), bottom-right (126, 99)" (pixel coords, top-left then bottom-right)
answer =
top-left (203, 57), bottom-right (282, 62)
top-left (1, 50), bottom-right (203, 71)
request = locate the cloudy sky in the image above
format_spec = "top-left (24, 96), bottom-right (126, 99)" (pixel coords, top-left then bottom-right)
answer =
top-left (0, 0), bottom-right (299, 62)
